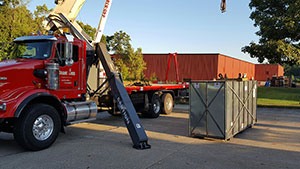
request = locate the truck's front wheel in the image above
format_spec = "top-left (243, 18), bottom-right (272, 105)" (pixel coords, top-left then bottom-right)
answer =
top-left (14, 104), bottom-right (61, 151)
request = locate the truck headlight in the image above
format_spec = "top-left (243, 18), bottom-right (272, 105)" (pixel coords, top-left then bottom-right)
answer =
top-left (0, 103), bottom-right (6, 111)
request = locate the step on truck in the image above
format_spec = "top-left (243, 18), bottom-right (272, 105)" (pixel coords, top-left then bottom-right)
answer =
top-left (0, 0), bottom-right (151, 150)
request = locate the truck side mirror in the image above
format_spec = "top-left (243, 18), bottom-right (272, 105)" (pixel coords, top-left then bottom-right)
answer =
top-left (64, 33), bottom-right (74, 66)
top-left (64, 41), bottom-right (74, 66)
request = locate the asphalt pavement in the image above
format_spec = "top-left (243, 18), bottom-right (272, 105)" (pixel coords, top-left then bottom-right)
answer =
top-left (0, 105), bottom-right (299, 169)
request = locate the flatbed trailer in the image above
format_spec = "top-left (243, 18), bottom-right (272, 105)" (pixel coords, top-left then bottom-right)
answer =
top-left (125, 83), bottom-right (188, 94)
top-left (89, 51), bottom-right (189, 118)
top-left (98, 82), bottom-right (189, 118)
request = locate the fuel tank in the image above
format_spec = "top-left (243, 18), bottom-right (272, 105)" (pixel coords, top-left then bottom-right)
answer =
top-left (64, 101), bottom-right (97, 124)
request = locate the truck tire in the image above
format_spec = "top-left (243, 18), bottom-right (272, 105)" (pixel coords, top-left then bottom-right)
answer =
top-left (14, 103), bottom-right (61, 151)
top-left (161, 93), bottom-right (173, 115)
top-left (144, 94), bottom-right (161, 118)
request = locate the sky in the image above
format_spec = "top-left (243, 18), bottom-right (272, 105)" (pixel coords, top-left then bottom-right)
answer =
top-left (28, 0), bottom-right (259, 63)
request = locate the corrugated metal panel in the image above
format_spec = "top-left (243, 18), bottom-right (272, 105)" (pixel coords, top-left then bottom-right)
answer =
top-left (255, 64), bottom-right (284, 81)
top-left (189, 80), bottom-right (257, 140)
top-left (143, 54), bottom-right (283, 82)
top-left (278, 65), bottom-right (284, 76)
top-left (143, 54), bottom-right (168, 81)
top-left (217, 54), bottom-right (255, 80)
top-left (143, 54), bottom-right (219, 81)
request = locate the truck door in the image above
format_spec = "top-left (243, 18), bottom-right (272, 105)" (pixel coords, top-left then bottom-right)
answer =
top-left (55, 40), bottom-right (81, 91)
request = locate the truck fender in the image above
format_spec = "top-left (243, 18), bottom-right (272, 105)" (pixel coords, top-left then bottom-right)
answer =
top-left (144, 90), bottom-right (175, 107)
top-left (14, 93), bottom-right (66, 127)
top-left (159, 90), bottom-right (175, 99)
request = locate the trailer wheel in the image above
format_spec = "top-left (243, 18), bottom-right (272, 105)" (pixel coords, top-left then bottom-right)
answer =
top-left (14, 104), bottom-right (61, 151)
top-left (161, 93), bottom-right (173, 114)
top-left (144, 94), bottom-right (161, 118)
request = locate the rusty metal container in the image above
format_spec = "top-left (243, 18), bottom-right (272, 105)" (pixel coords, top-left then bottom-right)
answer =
top-left (255, 64), bottom-right (284, 81)
top-left (143, 54), bottom-right (256, 82)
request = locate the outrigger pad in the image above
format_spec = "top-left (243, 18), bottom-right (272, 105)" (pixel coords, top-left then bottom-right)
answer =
top-left (95, 43), bottom-right (151, 150)
top-left (133, 141), bottom-right (151, 150)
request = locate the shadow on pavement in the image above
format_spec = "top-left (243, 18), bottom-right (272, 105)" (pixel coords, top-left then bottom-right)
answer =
top-left (0, 107), bottom-right (300, 169)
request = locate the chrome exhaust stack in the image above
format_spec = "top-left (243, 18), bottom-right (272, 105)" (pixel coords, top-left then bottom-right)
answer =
top-left (46, 63), bottom-right (60, 90)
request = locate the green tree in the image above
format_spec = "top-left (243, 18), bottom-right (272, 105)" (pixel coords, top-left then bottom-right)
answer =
top-left (149, 72), bottom-right (158, 81)
top-left (76, 21), bottom-right (96, 40)
top-left (33, 4), bottom-right (51, 34)
top-left (284, 64), bottom-right (300, 76)
top-left (109, 30), bottom-right (146, 80)
top-left (114, 59), bottom-right (129, 79)
top-left (242, 0), bottom-right (300, 65)
top-left (76, 20), bottom-right (107, 45)
top-left (0, 1), bottom-right (51, 60)
top-left (105, 35), bottom-right (114, 51)
top-left (0, 1), bottom-right (34, 60)
top-left (127, 47), bottom-right (146, 80)
top-left (108, 30), bottom-right (131, 55)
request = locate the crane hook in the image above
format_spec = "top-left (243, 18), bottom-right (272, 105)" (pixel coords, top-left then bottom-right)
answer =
top-left (55, 0), bottom-right (64, 5)
top-left (221, 0), bottom-right (226, 13)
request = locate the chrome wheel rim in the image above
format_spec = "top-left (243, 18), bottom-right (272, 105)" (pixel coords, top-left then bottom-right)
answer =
top-left (32, 115), bottom-right (54, 141)
top-left (166, 98), bottom-right (173, 110)
top-left (153, 100), bottom-right (160, 114)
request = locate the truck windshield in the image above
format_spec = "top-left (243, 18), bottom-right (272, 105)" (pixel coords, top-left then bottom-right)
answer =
top-left (12, 41), bottom-right (53, 60)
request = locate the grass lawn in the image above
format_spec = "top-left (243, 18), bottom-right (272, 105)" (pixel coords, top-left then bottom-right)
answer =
top-left (257, 87), bottom-right (300, 108)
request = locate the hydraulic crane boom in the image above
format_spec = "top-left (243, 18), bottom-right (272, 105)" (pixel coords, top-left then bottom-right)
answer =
top-left (44, 0), bottom-right (151, 149)
top-left (94, 0), bottom-right (112, 43)
top-left (44, 0), bottom-right (113, 49)
top-left (44, 0), bottom-right (93, 49)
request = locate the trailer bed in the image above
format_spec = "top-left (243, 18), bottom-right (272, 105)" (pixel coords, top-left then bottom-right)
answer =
top-left (125, 83), bottom-right (189, 94)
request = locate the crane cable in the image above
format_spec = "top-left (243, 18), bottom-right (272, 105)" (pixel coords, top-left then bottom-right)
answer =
top-left (221, 0), bottom-right (226, 13)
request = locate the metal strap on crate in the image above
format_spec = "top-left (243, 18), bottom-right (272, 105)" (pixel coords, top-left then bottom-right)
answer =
top-left (190, 83), bottom-right (225, 137)
top-left (226, 82), bottom-right (256, 133)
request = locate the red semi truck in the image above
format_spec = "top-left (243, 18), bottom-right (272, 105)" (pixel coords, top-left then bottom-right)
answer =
top-left (0, 33), bottom-right (187, 150)
top-left (0, 0), bottom-right (187, 150)
top-left (0, 0), bottom-right (153, 151)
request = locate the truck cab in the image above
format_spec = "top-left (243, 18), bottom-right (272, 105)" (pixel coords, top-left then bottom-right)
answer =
top-left (0, 34), bottom-right (97, 150)
top-left (0, 34), bottom-right (88, 117)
